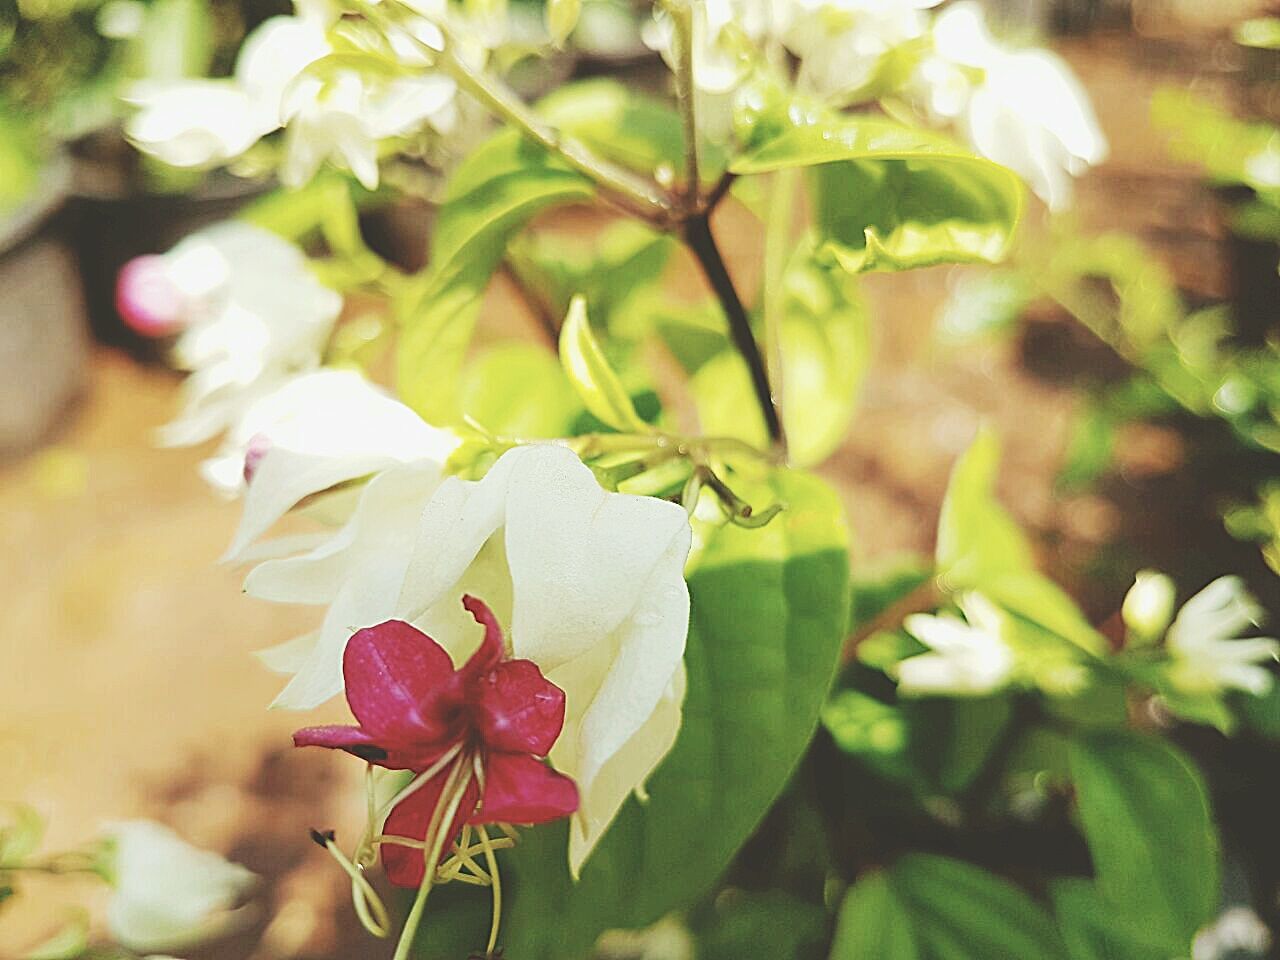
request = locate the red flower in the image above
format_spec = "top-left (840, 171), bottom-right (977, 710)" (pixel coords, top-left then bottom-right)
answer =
top-left (294, 596), bottom-right (579, 887)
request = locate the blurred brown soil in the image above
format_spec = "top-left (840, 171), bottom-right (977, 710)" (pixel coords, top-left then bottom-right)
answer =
top-left (0, 25), bottom-right (1267, 960)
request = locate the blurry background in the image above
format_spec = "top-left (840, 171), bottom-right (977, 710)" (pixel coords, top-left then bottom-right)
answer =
top-left (2, 0), bottom-right (1280, 955)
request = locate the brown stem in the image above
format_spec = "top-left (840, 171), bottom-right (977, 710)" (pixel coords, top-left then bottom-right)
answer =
top-left (681, 214), bottom-right (786, 453)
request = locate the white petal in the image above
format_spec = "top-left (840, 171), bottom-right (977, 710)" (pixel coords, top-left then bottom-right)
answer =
top-left (254, 631), bottom-right (320, 675)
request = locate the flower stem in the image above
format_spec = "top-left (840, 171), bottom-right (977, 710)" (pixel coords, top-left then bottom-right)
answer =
top-left (667, 0), bottom-right (700, 211)
top-left (682, 214), bottom-right (786, 454)
top-left (432, 27), bottom-right (673, 226)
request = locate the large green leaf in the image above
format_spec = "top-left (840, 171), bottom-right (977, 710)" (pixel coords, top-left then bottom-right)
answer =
top-left (1068, 731), bottom-right (1220, 953)
top-left (830, 872), bottom-right (919, 960)
top-left (500, 471), bottom-right (851, 959)
top-left (458, 342), bottom-right (581, 437)
top-left (692, 246), bottom-right (870, 467)
top-left (395, 132), bottom-right (593, 422)
top-left (890, 854), bottom-right (1069, 960)
top-left (732, 119), bottom-right (1023, 273)
top-left (697, 890), bottom-right (829, 960)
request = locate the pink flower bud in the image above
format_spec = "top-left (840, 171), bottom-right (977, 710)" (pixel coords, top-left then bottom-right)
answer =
top-left (115, 255), bottom-right (187, 337)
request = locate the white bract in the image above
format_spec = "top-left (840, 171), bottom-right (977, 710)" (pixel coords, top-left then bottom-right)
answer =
top-left (240, 443), bottom-right (692, 874)
top-left (898, 592), bottom-right (1015, 696)
top-left (127, 8), bottom-right (459, 189)
top-left (104, 820), bottom-right (256, 953)
top-left (783, 0), bottom-right (941, 100)
top-left (141, 222), bottom-right (342, 449)
top-left (1166, 576), bottom-right (1279, 696)
top-left (913, 1), bottom-right (1107, 209)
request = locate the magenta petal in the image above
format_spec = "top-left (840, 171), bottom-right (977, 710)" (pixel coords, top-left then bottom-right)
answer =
top-left (469, 753), bottom-right (579, 826)
top-left (474, 660), bottom-right (566, 756)
top-left (343, 620), bottom-right (461, 742)
top-left (293, 724), bottom-right (377, 751)
top-left (381, 769), bottom-right (480, 889)
top-left (458, 595), bottom-right (505, 682)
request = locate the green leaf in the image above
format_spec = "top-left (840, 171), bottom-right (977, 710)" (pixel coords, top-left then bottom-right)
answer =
top-left (539, 78), bottom-right (724, 180)
top-left (1237, 16), bottom-right (1280, 48)
top-left (822, 690), bottom-right (913, 783)
top-left (830, 872), bottom-right (919, 960)
top-left (396, 132), bottom-right (594, 422)
top-left (459, 343), bottom-right (581, 437)
top-left (503, 470), bottom-right (851, 958)
top-left (546, 0), bottom-right (582, 46)
top-left (732, 118), bottom-right (1023, 273)
top-left (558, 295), bottom-right (651, 432)
top-left (692, 246), bottom-right (871, 466)
top-left (697, 890), bottom-right (829, 960)
top-left (1068, 731), bottom-right (1220, 952)
top-left (937, 429), bottom-right (1106, 656)
top-left (0, 805), bottom-right (44, 867)
top-left (890, 854), bottom-right (1069, 960)
top-left (1050, 879), bottom-right (1171, 960)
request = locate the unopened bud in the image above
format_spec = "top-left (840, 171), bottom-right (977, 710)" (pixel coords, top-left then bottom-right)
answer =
top-left (115, 255), bottom-right (186, 337)
top-left (1122, 570), bottom-right (1176, 646)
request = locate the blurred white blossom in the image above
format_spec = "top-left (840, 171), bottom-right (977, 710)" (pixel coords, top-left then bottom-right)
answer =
top-left (1192, 905), bottom-right (1271, 960)
top-left (912, 1), bottom-right (1108, 209)
top-left (242, 443), bottom-right (692, 874)
top-left (104, 821), bottom-right (256, 954)
top-left (1166, 576), bottom-right (1279, 696)
top-left (1122, 569), bottom-right (1177, 645)
top-left (127, 7), bottom-right (459, 189)
top-left (123, 221), bottom-right (342, 449)
top-left (899, 593), bottom-right (1014, 696)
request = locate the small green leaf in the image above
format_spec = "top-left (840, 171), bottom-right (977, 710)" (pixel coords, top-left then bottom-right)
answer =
top-left (1237, 16), bottom-right (1280, 48)
top-left (937, 429), bottom-right (1106, 656)
top-left (890, 854), bottom-right (1069, 960)
top-left (558, 295), bottom-right (651, 433)
top-left (502, 471), bottom-right (851, 959)
top-left (1068, 731), bottom-right (1220, 953)
top-left (733, 118), bottom-right (1024, 273)
top-left (0, 805), bottom-right (44, 867)
top-left (830, 872), bottom-right (918, 960)
top-left (546, 0), bottom-right (582, 46)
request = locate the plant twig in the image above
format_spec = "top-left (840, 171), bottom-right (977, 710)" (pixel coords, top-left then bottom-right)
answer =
top-left (844, 577), bottom-right (943, 662)
top-left (682, 214), bottom-right (786, 453)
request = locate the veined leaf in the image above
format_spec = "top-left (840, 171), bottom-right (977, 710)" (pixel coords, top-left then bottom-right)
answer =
top-left (501, 471), bottom-right (851, 959)
top-left (1068, 731), bottom-right (1220, 953)
top-left (733, 118), bottom-right (1023, 273)
top-left (558, 295), bottom-right (650, 433)
top-left (890, 854), bottom-right (1069, 960)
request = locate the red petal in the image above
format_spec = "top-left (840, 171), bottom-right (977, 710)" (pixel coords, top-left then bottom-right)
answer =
top-left (469, 753), bottom-right (579, 826)
top-left (381, 768), bottom-right (481, 889)
top-left (457, 595), bottom-right (504, 682)
top-left (292, 725), bottom-right (454, 771)
top-left (474, 660), bottom-right (566, 755)
top-left (343, 620), bottom-right (462, 743)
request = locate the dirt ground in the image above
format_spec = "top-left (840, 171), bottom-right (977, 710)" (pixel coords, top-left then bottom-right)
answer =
top-left (0, 26), bottom-right (1268, 959)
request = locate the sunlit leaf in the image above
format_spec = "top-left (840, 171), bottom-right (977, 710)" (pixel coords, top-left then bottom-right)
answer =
top-left (830, 872), bottom-right (918, 960)
top-left (558, 295), bottom-right (651, 432)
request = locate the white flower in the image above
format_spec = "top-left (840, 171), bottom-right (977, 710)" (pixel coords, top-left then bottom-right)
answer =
top-left (126, 11), bottom-right (458, 189)
top-left (137, 221), bottom-right (341, 448)
top-left (204, 367), bottom-right (458, 502)
top-left (104, 820), bottom-right (256, 953)
top-left (243, 443), bottom-right (692, 873)
top-left (1166, 576), bottom-right (1279, 696)
top-left (1121, 569), bottom-right (1176, 645)
top-left (643, 0), bottom-right (748, 140)
top-left (898, 593), bottom-right (1015, 696)
top-left (783, 0), bottom-right (942, 100)
top-left (913, 1), bottom-right (1107, 209)
top-left (1192, 905), bottom-right (1272, 960)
